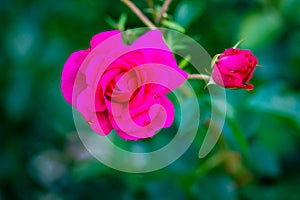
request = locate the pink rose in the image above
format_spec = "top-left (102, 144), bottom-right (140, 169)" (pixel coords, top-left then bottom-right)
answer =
top-left (61, 30), bottom-right (187, 140)
top-left (212, 48), bottom-right (258, 90)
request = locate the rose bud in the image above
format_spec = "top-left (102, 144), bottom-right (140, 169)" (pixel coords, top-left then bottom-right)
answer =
top-left (211, 48), bottom-right (258, 90)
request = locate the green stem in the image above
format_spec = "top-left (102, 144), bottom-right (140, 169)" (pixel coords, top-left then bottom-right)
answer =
top-left (188, 74), bottom-right (210, 81)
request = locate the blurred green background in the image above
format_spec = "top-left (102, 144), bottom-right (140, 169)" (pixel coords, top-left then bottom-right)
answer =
top-left (1, 0), bottom-right (300, 199)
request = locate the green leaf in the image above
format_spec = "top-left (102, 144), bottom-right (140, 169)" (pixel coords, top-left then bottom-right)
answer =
top-left (71, 160), bottom-right (110, 181)
top-left (241, 178), bottom-right (300, 200)
top-left (226, 117), bottom-right (250, 157)
top-left (238, 11), bottom-right (283, 50)
top-left (161, 19), bottom-right (186, 33)
top-left (249, 141), bottom-right (281, 178)
top-left (197, 151), bottom-right (228, 177)
top-left (246, 83), bottom-right (300, 130)
top-left (196, 174), bottom-right (238, 200)
top-left (104, 16), bottom-right (117, 29)
top-left (205, 96), bottom-right (250, 156)
top-left (178, 55), bottom-right (191, 69)
top-left (5, 68), bottom-right (32, 121)
top-left (174, 0), bottom-right (205, 29)
top-left (257, 115), bottom-right (298, 157)
top-left (146, 180), bottom-right (187, 200)
top-left (279, 0), bottom-right (300, 24)
top-left (117, 12), bottom-right (127, 31)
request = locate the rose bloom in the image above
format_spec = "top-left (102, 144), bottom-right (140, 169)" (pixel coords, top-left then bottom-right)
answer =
top-left (212, 48), bottom-right (258, 90)
top-left (61, 30), bottom-right (187, 140)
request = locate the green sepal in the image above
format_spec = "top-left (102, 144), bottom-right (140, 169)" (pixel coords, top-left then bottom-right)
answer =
top-left (211, 54), bottom-right (221, 68)
top-left (233, 38), bottom-right (247, 49)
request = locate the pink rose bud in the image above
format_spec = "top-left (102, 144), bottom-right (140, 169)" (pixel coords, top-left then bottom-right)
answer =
top-left (211, 48), bottom-right (258, 90)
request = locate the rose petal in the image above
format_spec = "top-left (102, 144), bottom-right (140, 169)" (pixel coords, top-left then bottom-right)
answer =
top-left (61, 49), bottom-right (90, 105)
top-left (140, 64), bottom-right (187, 93)
top-left (218, 55), bottom-right (250, 71)
top-left (132, 30), bottom-right (169, 51)
top-left (114, 129), bottom-right (140, 140)
top-left (159, 96), bottom-right (174, 128)
top-left (212, 65), bottom-right (243, 88)
top-left (76, 87), bottom-right (106, 118)
top-left (90, 30), bottom-right (122, 49)
top-left (76, 89), bottom-right (112, 135)
top-left (240, 83), bottom-right (254, 91)
top-left (132, 30), bottom-right (187, 80)
top-left (92, 111), bottom-right (113, 135)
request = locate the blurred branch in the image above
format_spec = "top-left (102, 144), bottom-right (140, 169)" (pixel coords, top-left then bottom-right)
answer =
top-left (121, 0), bottom-right (157, 29)
top-left (155, 0), bottom-right (172, 25)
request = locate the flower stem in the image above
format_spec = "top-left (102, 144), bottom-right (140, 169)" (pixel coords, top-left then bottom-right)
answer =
top-left (188, 74), bottom-right (210, 81)
top-left (155, 0), bottom-right (172, 25)
top-left (121, 0), bottom-right (157, 29)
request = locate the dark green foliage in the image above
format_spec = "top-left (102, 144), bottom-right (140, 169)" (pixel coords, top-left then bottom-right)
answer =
top-left (0, 0), bottom-right (300, 199)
